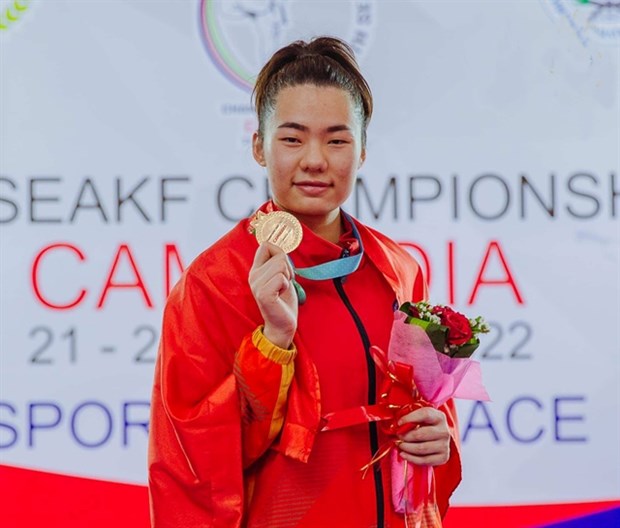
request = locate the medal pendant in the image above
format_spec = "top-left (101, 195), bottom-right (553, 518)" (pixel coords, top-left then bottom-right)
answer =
top-left (252, 211), bottom-right (303, 254)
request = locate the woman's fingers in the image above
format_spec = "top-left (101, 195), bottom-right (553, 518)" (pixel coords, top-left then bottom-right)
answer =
top-left (250, 243), bottom-right (293, 285)
top-left (396, 407), bottom-right (451, 466)
top-left (249, 242), bottom-right (298, 349)
top-left (398, 444), bottom-right (450, 466)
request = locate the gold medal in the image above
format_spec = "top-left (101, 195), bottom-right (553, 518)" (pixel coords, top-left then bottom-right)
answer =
top-left (251, 211), bottom-right (303, 254)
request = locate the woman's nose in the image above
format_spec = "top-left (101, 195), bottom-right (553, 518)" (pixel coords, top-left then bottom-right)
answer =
top-left (300, 141), bottom-right (328, 172)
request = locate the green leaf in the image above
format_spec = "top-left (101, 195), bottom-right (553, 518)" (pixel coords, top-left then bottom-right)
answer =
top-left (403, 316), bottom-right (448, 353)
top-left (399, 302), bottom-right (415, 316)
top-left (450, 339), bottom-right (480, 358)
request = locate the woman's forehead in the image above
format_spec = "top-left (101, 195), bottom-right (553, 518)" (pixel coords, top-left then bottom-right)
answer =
top-left (270, 84), bottom-right (360, 127)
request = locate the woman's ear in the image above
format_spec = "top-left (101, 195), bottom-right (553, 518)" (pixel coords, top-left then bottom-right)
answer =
top-left (252, 132), bottom-right (266, 167)
top-left (358, 147), bottom-right (366, 169)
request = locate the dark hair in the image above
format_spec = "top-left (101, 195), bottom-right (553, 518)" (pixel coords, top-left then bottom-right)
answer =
top-left (252, 36), bottom-right (373, 145)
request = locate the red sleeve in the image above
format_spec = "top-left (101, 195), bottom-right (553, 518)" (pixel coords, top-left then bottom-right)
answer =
top-left (236, 327), bottom-right (296, 468)
top-left (148, 268), bottom-right (294, 528)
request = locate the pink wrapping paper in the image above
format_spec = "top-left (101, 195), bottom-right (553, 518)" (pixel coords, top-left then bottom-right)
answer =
top-left (389, 311), bottom-right (490, 405)
top-left (387, 310), bottom-right (490, 515)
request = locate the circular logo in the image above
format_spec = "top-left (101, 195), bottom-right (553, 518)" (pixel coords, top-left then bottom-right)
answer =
top-left (200, 0), bottom-right (376, 91)
top-left (541, 0), bottom-right (620, 45)
top-left (0, 0), bottom-right (31, 32)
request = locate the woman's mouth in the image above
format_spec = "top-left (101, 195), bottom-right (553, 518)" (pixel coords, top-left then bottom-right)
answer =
top-left (293, 181), bottom-right (332, 196)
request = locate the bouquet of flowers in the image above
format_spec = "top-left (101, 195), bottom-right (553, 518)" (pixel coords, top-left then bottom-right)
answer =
top-left (320, 301), bottom-right (490, 526)
top-left (400, 301), bottom-right (490, 358)
top-left (379, 302), bottom-right (490, 523)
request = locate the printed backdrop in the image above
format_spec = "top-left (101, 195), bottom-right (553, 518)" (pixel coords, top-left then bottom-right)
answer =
top-left (1, 1), bottom-right (619, 527)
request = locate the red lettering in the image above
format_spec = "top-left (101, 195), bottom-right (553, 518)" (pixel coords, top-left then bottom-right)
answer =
top-left (467, 240), bottom-right (524, 305)
top-left (96, 244), bottom-right (154, 309)
top-left (31, 243), bottom-right (87, 310)
top-left (164, 243), bottom-right (185, 298)
top-left (447, 240), bottom-right (455, 305)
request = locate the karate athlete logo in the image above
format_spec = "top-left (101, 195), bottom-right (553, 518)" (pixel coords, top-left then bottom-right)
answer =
top-left (200, 0), bottom-right (377, 91)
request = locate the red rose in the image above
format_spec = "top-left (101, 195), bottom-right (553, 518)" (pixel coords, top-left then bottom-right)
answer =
top-left (406, 304), bottom-right (421, 318)
top-left (434, 306), bottom-right (472, 346)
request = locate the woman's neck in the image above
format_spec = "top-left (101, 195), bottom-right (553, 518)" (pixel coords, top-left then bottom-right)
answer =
top-left (296, 210), bottom-right (342, 244)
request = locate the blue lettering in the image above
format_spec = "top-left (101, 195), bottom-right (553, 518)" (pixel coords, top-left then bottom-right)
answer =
top-left (0, 402), bottom-right (18, 448)
top-left (28, 402), bottom-right (62, 447)
top-left (70, 401), bottom-right (113, 448)
top-left (122, 401), bottom-right (150, 446)
top-left (506, 397), bottom-right (544, 443)
top-left (554, 396), bottom-right (587, 442)
top-left (462, 401), bottom-right (500, 443)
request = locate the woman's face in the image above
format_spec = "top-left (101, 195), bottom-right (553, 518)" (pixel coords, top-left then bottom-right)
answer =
top-left (253, 84), bottom-right (366, 229)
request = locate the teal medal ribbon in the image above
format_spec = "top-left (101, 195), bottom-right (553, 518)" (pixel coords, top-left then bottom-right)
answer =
top-left (289, 212), bottom-right (363, 304)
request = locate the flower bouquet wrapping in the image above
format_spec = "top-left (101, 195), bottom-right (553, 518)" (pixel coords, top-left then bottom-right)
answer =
top-left (379, 301), bottom-right (491, 523)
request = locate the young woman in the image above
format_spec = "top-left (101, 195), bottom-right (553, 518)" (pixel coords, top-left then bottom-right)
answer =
top-left (148, 37), bottom-right (461, 528)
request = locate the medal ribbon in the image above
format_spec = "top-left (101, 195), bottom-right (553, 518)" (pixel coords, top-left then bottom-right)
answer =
top-left (288, 212), bottom-right (363, 303)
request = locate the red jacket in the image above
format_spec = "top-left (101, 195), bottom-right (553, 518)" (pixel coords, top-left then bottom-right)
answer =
top-left (148, 205), bottom-right (461, 527)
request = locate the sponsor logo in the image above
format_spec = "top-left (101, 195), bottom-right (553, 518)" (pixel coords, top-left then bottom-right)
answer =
top-left (541, 0), bottom-right (620, 45)
top-left (0, 0), bottom-right (31, 31)
top-left (200, 0), bottom-right (376, 91)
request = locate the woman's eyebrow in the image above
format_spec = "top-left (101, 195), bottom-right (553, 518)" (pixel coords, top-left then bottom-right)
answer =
top-left (326, 124), bottom-right (352, 133)
top-left (277, 122), bottom-right (352, 133)
top-left (278, 122), bottom-right (307, 131)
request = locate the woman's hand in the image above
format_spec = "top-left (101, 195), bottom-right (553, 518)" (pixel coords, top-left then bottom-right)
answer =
top-left (396, 407), bottom-right (451, 466)
top-left (249, 242), bottom-right (298, 349)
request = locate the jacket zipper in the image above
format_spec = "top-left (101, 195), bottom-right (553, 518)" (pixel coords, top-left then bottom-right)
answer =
top-left (333, 248), bottom-right (385, 528)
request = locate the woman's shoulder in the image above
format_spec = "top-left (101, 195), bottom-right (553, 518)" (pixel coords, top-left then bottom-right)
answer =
top-left (352, 217), bottom-right (426, 300)
top-left (190, 220), bottom-right (256, 276)
top-left (169, 219), bottom-right (257, 303)
top-left (354, 218), bottom-right (417, 266)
